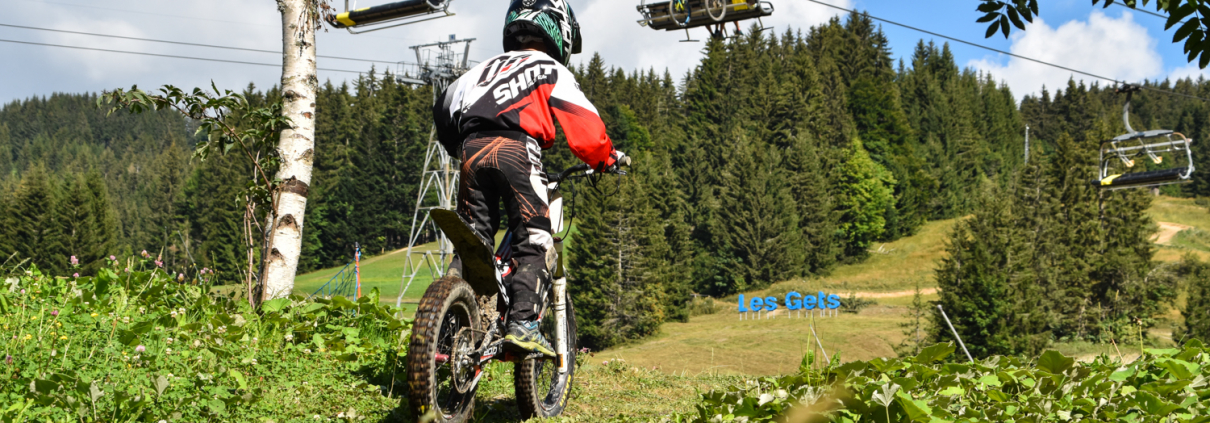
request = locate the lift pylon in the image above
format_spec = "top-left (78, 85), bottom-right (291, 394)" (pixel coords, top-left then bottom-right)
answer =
top-left (394, 37), bottom-right (476, 311)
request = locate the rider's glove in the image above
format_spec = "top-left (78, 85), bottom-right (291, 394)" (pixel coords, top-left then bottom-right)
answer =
top-left (607, 150), bottom-right (629, 173)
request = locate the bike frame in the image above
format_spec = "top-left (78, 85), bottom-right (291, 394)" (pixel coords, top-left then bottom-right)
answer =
top-left (429, 170), bottom-right (581, 392)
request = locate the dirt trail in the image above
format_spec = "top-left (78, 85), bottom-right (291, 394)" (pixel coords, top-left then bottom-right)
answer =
top-left (845, 288), bottom-right (939, 298)
top-left (1153, 221), bottom-right (1193, 245)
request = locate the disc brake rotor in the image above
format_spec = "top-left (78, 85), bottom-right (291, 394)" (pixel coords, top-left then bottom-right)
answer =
top-left (451, 328), bottom-right (477, 394)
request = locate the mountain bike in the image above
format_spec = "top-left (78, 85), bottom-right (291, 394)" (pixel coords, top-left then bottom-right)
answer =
top-left (406, 158), bottom-right (630, 422)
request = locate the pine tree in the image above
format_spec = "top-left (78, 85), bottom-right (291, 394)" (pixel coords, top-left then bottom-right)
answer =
top-left (714, 137), bottom-right (805, 292)
top-left (932, 184), bottom-right (1023, 357)
top-left (1179, 255), bottom-right (1210, 344)
top-left (836, 138), bottom-right (896, 261)
top-left (5, 163), bottom-right (62, 272)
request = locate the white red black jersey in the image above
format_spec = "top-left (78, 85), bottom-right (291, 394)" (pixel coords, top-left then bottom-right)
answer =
top-left (434, 50), bottom-right (616, 170)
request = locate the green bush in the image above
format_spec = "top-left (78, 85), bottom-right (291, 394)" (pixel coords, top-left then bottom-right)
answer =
top-left (679, 342), bottom-right (1210, 422)
top-left (0, 257), bottom-right (412, 422)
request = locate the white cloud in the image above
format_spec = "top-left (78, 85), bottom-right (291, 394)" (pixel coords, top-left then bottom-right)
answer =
top-left (968, 11), bottom-right (1161, 98)
top-left (0, 0), bottom-right (849, 103)
top-left (1170, 63), bottom-right (1210, 83)
top-left (575, 0), bottom-right (851, 76)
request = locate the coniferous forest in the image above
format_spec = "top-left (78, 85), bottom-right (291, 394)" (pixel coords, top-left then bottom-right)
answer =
top-left (4, 13), bottom-right (1210, 350)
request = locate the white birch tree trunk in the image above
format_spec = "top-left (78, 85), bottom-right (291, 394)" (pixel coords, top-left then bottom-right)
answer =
top-left (262, 0), bottom-right (318, 301)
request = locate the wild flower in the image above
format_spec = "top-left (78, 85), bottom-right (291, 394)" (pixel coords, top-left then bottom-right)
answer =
top-left (285, 334), bottom-right (294, 342)
top-left (90, 313), bottom-right (98, 317)
top-left (178, 307), bottom-right (186, 315)
top-left (70, 256), bottom-right (79, 266)
top-left (51, 349), bottom-right (57, 357)
top-left (166, 337), bottom-right (174, 344)
top-left (59, 336), bottom-right (67, 340)
top-left (135, 345), bottom-right (146, 353)
top-left (170, 310), bottom-right (178, 317)
top-left (19, 289), bottom-right (24, 294)
top-left (249, 358), bottom-right (258, 365)
top-left (165, 348), bottom-right (173, 355)
top-left (122, 317), bottom-right (130, 323)
top-left (155, 261), bottom-right (163, 268)
top-left (304, 348), bottom-right (312, 354)
top-left (51, 309), bottom-right (58, 317)
top-left (109, 255), bottom-right (116, 261)
top-left (4, 355), bottom-right (11, 365)
top-left (177, 273), bottom-right (184, 281)
top-left (72, 273), bottom-right (79, 278)
top-left (141, 250), bottom-right (150, 258)
top-left (23, 334), bottom-right (32, 340)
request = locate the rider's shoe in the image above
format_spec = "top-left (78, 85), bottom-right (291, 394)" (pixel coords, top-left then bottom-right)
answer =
top-left (504, 320), bottom-right (555, 357)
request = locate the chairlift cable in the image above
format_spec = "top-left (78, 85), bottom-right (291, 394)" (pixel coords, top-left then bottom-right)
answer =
top-left (0, 23), bottom-right (406, 65)
top-left (804, 0), bottom-right (1210, 103)
top-left (0, 38), bottom-right (366, 74)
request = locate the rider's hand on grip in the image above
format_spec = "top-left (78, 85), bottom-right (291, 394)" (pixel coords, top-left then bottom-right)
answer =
top-left (608, 150), bottom-right (630, 174)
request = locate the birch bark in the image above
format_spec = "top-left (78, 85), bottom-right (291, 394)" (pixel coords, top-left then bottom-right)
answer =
top-left (262, 0), bottom-right (318, 301)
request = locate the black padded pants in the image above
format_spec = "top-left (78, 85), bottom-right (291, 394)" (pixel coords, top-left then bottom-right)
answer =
top-left (453, 135), bottom-right (553, 322)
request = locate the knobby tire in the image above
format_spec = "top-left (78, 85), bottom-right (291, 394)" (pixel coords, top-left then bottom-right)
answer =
top-left (513, 295), bottom-right (578, 418)
top-left (407, 276), bottom-right (480, 423)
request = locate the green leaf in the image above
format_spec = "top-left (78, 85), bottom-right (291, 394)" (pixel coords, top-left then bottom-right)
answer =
top-left (915, 343), bottom-right (955, 364)
top-left (986, 18), bottom-right (1002, 38)
top-left (870, 383), bottom-right (900, 407)
top-left (1109, 366), bottom-right (1136, 382)
top-left (89, 380), bottom-right (103, 403)
top-left (1037, 350), bottom-right (1074, 374)
top-left (938, 386), bottom-right (964, 396)
top-left (154, 375), bottom-right (169, 397)
top-left (229, 370), bottom-right (247, 390)
top-left (895, 391), bottom-right (932, 422)
top-left (260, 298), bottom-right (290, 313)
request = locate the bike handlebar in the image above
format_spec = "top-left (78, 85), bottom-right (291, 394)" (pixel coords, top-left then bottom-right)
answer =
top-left (549, 156), bottom-right (632, 183)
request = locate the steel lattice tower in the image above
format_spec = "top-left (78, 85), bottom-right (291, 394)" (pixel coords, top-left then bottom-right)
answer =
top-left (394, 37), bottom-right (476, 310)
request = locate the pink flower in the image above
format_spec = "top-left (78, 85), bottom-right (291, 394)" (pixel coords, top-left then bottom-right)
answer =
top-left (109, 255), bottom-right (116, 261)
top-left (135, 345), bottom-right (145, 353)
top-left (141, 250), bottom-right (149, 258)
top-left (4, 355), bottom-right (11, 365)
top-left (70, 256), bottom-right (78, 266)
top-left (155, 261), bottom-right (163, 268)
top-left (72, 273), bottom-right (79, 278)
top-left (51, 310), bottom-right (58, 317)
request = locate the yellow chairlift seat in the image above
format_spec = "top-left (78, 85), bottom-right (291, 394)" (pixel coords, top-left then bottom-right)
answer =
top-left (1093, 130), bottom-right (1195, 190)
top-left (328, 0), bottom-right (453, 33)
top-left (636, 0), bottom-right (774, 32)
top-left (1092, 84), bottom-right (1196, 191)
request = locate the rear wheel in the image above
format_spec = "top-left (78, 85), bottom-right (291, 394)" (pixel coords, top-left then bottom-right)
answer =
top-left (669, 0), bottom-right (690, 27)
top-left (706, 0), bottom-right (727, 21)
top-left (407, 276), bottom-right (480, 423)
top-left (514, 294), bottom-right (578, 418)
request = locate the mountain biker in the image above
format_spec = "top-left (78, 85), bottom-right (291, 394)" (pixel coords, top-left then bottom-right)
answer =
top-left (433, 0), bottom-right (624, 357)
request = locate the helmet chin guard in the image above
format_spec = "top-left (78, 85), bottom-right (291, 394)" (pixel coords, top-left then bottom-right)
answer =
top-left (503, 0), bottom-right (581, 65)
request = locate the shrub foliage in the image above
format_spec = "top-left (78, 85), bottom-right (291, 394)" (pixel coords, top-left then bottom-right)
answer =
top-left (681, 342), bottom-right (1210, 422)
top-left (0, 258), bottom-right (412, 421)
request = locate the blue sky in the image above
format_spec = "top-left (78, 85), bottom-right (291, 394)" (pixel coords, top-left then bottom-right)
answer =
top-left (0, 0), bottom-right (1205, 104)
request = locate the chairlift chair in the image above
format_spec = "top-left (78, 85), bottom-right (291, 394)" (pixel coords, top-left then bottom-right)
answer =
top-left (328, 0), bottom-right (454, 34)
top-left (1092, 84), bottom-right (1196, 190)
top-left (636, 0), bottom-right (774, 42)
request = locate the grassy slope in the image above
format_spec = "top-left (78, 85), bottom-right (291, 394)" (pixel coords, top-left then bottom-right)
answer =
top-left (1149, 196), bottom-right (1210, 261)
top-left (289, 196), bottom-right (1207, 379)
top-left (599, 196), bottom-right (1207, 375)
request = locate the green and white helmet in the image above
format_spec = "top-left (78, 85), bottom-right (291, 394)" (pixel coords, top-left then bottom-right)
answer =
top-left (503, 0), bottom-right (582, 65)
